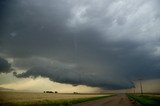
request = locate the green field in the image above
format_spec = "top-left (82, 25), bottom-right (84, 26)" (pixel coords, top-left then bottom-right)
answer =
top-left (0, 92), bottom-right (112, 106)
top-left (127, 93), bottom-right (160, 106)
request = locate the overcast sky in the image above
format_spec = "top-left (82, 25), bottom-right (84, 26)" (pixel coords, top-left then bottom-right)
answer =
top-left (0, 0), bottom-right (160, 91)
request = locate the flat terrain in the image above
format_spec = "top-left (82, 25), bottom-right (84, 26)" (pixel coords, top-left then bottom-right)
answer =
top-left (0, 92), bottom-right (108, 105)
top-left (71, 94), bottom-right (139, 106)
top-left (128, 93), bottom-right (160, 106)
top-left (2, 92), bottom-right (158, 106)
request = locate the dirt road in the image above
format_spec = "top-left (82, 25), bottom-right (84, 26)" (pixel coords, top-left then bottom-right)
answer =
top-left (71, 94), bottom-right (139, 106)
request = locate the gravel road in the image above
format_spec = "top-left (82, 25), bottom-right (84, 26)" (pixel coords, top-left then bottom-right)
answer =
top-left (71, 94), bottom-right (140, 106)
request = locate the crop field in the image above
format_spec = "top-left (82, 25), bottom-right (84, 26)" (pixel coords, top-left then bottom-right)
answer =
top-left (0, 92), bottom-right (110, 106)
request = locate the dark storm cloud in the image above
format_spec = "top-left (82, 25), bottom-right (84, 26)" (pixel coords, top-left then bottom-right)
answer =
top-left (15, 66), bottom-right (134, 89)
top-left (0, 57), bottom-right (11, 73)
top-left (0, 0), bottom-right (160, 89)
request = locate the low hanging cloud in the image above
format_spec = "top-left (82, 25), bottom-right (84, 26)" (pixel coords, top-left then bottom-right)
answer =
top-left (14, 61), bottom-right (135, 89)
top-left (0, 0), bottom-right (160, 90)
top-left (0, 57), bottom-right (11, 73)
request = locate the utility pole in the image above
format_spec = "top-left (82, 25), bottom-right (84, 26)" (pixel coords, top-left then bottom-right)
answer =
top-left (132, 87), bottom-right (135, 94)
top-left (139, 79), bottom-right (143, 95)
top-left (132, 81), bottom-right (135, 94)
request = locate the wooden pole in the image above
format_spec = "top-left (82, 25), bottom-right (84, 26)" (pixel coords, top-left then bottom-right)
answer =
top-left (139, 79), bottom-right (143, 95)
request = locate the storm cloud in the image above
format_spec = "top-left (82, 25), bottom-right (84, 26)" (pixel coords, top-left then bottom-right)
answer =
top-left (0, 57), bottom-right (11, 73)
top-left (0, 0), bottom-right (160, 89)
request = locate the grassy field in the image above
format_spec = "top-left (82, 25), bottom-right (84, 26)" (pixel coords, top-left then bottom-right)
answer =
top-left (127, 93), bottom-right (160, 106)
top-left (0, 92), bottom-right (112, 106)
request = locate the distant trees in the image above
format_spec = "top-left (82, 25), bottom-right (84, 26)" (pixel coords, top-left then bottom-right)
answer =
top-left (73, 92), bottom-right (78, 94)
top-left (43, 91), bottom-right (58, 93)
top-left (43, 91), bottom-right (79, 94)
top-left (44, 91), bottom-right (53, 93)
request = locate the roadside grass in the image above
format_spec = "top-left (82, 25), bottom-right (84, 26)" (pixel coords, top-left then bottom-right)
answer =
top-left (0, 95), bottom-right (114, 106)
top-left (127, 94), bottom-right (160, 106)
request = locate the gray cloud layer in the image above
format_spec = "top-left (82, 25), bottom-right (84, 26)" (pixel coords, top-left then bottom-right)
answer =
top-left (0, 0), bottom-right (160, 89)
